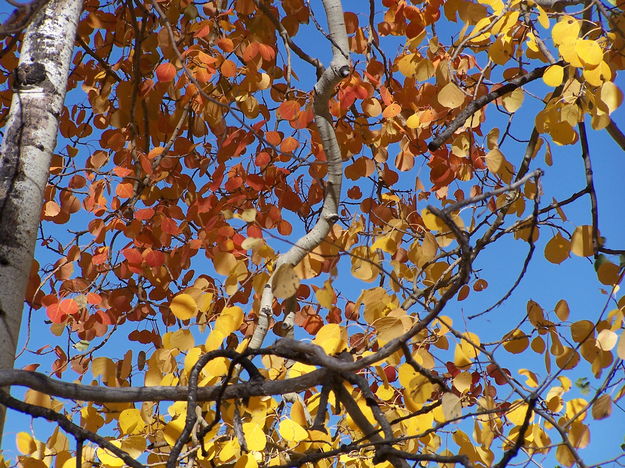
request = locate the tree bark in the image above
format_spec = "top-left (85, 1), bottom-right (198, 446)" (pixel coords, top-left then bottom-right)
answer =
top-left (0, 0), bottom-right (83, 443)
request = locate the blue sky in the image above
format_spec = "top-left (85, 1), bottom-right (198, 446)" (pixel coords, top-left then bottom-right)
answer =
top-left (1, 0), bottom-right (625, 465)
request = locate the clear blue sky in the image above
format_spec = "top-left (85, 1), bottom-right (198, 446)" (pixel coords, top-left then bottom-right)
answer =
top-left (1, 0), bottom-right (624, 465)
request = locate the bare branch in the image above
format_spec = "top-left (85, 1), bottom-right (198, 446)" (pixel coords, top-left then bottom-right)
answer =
top-left (493, 397), bottom-right (537, 468)
top-left (579, 122), bottom-right (600, 258)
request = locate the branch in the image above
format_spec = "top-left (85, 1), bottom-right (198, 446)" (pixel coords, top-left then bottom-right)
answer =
top-left (428, 64), bottom-right (559, 151)
top-left (332, 382), bottom-right (409, 468)
top-left (606, 118), bottom-right (625, 151)
top-left (253, 0), bottom-right (324, 77)
top-left (0, 0), bottom-right (49, 35)
top-left (493, 397), bottom-right (537, 468)
top-left (248, 0), bottom-right (351, 350)
top-left (578, 122), bottom-right (600, 258)
top-left (0, 391), bottom-right (145, 468)
top-left (0, 367), bottom-right (329, 403)
top-left (378, 448), bottom-right (473, 467)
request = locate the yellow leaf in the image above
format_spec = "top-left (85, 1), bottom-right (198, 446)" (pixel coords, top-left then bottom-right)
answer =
top-left (242, 422), bottom-right (266, 451)
top-left (544, 233), bottom-right (570, 264)
top-left (279, 418), bottom-right (308, 442)
top-left (163, 417), bottom-right (185, 447)
top-left (442, 392), bottom-right (462, 420)
top-left (591, 394), bottom-right (612, 420)
top-left (583, 60), bottom-right (612, 86)
top-left (16, 432), bottom-right (36, 455)
top-left (218, 438), bottom-right (240, 462)
top-left (506, 401), bottom-right (534, 425)
top-left (559, 40), bottom-right (583, 67)
top-left (618, 332), bottom-right (625, 360)
top-left (376, 383), bottom-right (396, 401)
top-left (397, 53), bottom-right (418, 77)
top-left (556, 444), bottom-right (576, 466)
top-left (453, 332), bottom-right (481, 368)
top-left (235, 454), bottom-right (259, 468)
top-left (61, 458), bottom-right (77, 468)
top-left (552, 16), bottom-right (580, 46)
top-left (596, 329), bottom-right (617, 351)
top-left (415, 59), bottom-right (435, 81)
top-left (170, 293), bottom-right (198, 320)
top-left (421, 208), bottom-right (446, 231)
top-left (197, 292), bottom-right (213, 313)
top-left (575, 39), bottom-right (603, 69)
top-left (555, 299), bottom-right (570, 321)
top-left (97, 441), bottom-right (124, 467)
top-left (313, 323), bottom-right (346, 355)
top-left (570, 225), bottom-right (594, 257)
top-left (205, 329), bottom-right (226, 351)
top-left (271, 263), bottom-right (300, 299)
top-left (453, 372), bottom-right (472, 394)
top-left (163, 329), bottom-right (195, 351)
top-left (437, 82), bottom-right (466, 109)
top-left (315, 280), bottom-right (335, 309)
top-left (485, 147), bottom-right (504, 173)
top-left (371, 236), bottom-right (396, 253)
top-left (503, 329), bottom-right (529, 354)
top-left (213, 251), bottom-right (237, 276)
top-left (568, 421), bottom-right (590, 448)
top-left (536, 4), bottom-right (549, 28)
top-left (518, 368), bottom-right (539, 387)
top-left (543, 64), bottom-right (564, 87)
top-left (215, 306), bottom-right (244, 336)
top-left (374, 315), bottom-right (407, 346)
top-left (600, 81), bottom-right (623, 114)
top-left (119, 408), bottom-right (145, 435)
top-left (502, 88), bottom-right (524, 112)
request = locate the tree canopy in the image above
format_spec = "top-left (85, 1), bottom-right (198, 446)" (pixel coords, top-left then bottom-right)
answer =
top-left (0, 0), bottom-right (624, 467)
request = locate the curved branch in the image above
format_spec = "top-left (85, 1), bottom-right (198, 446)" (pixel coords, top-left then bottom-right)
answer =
top-left (248, 0), bottom-right (351, 350)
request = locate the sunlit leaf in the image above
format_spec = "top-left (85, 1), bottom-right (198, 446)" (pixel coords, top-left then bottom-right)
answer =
top-left (271, 263), bottom-right (301, 299)
top-left (169, 293), bottom-right (198, 320)
top-left (279, 418), bottom-right (308, 442)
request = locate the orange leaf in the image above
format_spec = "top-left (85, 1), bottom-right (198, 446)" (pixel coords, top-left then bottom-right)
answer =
top-left (221, 59), bottom-right (237, 78)
top-left (382, 102), bottom-right (401, 119)
top-left (277, 101), bottom-right (300, 121)
top-left (280, 137), bottom-right (299, 153)
top-left (155, 62), bottom-right (176, 82)
top-left (116, 182), bottom-right (135, 199)
top-left (135, 207), bottom-right (155, 221)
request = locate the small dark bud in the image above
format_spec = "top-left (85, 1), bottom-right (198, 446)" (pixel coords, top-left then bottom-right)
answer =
top-left (338, 65), bottom-right (350, 77)
top-left (326, 213), bottom-right (339, 224)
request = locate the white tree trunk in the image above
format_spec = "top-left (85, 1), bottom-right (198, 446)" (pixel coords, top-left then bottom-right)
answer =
top-left (0, 0), bottom-right (83, 442)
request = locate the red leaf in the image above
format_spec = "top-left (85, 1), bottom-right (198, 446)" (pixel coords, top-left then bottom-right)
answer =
top-left (145, 250), bottom-right (165, 267)
top-left (160, 217), bottom-right (180, 235)
top-left (122, 248), bottom-right (143, 265)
